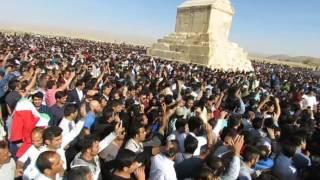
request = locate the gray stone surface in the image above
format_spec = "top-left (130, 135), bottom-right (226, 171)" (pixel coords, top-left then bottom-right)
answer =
top-left (147, 0), bottom-right (253, 71)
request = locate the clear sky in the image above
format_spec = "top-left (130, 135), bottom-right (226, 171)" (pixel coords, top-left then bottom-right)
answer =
top-left (0, 0), bottom-right (319, 57)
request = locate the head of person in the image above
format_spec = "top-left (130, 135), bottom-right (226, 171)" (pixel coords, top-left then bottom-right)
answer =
top-left (130, 123), bottom-right (146, 142)
top-left (102, 83), bottom-right (113, 96)
top-left (196, 166), bottom-right (215, 180)
top-left (242, 146), bottom-right (260, 168)
top-left (63, 69), bottom-right (71, 79)
top-left (43, 126), bottom-right (63, 150)
top-left (184, 134), bottom-right (198, 154)
top-left (206, 155), bottom-right (225, 178)
top-left (175, 118), bottom-right (188, 133)
top-left (36, 151), bottom-right (64, 178)
top-left (114, 149), bottom-right (140, 174)
top-left (89, 100), bottom-right (102, 114)
top-left (55, 91), bottom-right (67, 105)
top-left (32, 127), bottom-right (44, 149)
top-left (47, 79), bottom-right (57, 90)
top-left (227, 114), bottom-right (242, 130)
top-left (66, 166), bottom-right (93, 180)
top-left (64, 104), bottom-right (79, 120)
top-left (0, 141), bottom-right (11, 165)
top-left (76, 80), bottom-right (86, 91)
top-left (139, 91), bottom-right (148, 104)
top-left (112, 100), bottom-right (123, 113)
top-left (135, 114), bottom-right (148, 126)
top-left (252, 117), bottom-right (264, 130)
top-left (32, 92), bottom-right (44, 108)
top-left (80, 135), bottom-right (100, 157)
top-left (39, 74), bottom-right (48, 89)
top-left (163, 140), bottom-right (179, 160)
top-left (8, 79), bottom-right (20, 91)
top-left (220, 127), bottom-right (238, 147)
top-left (186, 96), bottom-right (194, 109)
top-left (188, 116), bottom-right (203, 135)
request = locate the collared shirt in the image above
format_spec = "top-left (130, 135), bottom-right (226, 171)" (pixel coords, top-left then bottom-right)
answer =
top-left (125, 138), bottom-right (144, 154)
top-left (76, 88), bottom-right (84, 102)
top-left (188, 132), bottom-right (207, 156)
top-left (70, 132), bottom-right (117, 180)
top-left (150, 153), bottom-right (177, 180)
top-left (40, 146), bottom-right (67, 170)
top-left (18, 145), bottom-right (42, 179)
top-left (71, 153), bottom-right (101, 180)
top-left (84, 111), bottom-right (96, 129)
top-left (59, 117), bottom-right (85, 149)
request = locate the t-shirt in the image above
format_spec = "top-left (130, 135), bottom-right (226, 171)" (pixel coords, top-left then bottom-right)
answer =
top-left (301, 94), bottom-right (317, 110)
top-left (45, 89), bottom-right (57, 107)
top-left (5, 90), bottom-right (21, 112)
top-left (0, 158), bottom-right (16, 180)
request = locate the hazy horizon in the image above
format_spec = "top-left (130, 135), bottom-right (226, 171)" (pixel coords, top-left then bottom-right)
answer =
top-left (0, 0), bottom-right (319, 58)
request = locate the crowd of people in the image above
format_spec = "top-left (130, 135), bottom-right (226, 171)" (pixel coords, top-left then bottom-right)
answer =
top-left (0, 32), bottom-right (319, 180)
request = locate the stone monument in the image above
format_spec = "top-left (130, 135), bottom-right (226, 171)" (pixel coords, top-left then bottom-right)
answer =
top-left (147, 0), bottom-right (253, 71)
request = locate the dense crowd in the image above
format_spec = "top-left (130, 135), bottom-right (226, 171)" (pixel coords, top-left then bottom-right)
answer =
top-left (0, 32), bottom-right (319, 180)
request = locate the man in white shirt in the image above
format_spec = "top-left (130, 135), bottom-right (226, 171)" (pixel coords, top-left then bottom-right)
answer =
top-left (17, 127), bottom-right (44, 180)
top-left (125, 123), bottom-right (146, 154)
top-left (35, 151), bottom-right (64, 180)
top-left (0, 140), bottom-right (16, 180)
top-left (59, 104), bottom-right (85, 149)
top-left (301, 89), bottom-right (318, 111)
top-left (71, 122), bottom-right (124, 180)
top-left (187, 117), bottom-right (209, 156)
top-left (150, 140), bottom-right (178, 180)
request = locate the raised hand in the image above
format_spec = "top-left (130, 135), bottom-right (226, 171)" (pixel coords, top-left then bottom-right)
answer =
top-left (133, 166), bottom-right (145, 180)
top-left (232, 135), bottom-right (244, 157)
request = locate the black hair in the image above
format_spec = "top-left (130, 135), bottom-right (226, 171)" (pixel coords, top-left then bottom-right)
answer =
top-left (196, 166), bottom-right (214, 180)
top-left (206, 155), bottom-right (225, 177)
top-left (66, 166), bottom-right (92, 180)
top-left (188, 116), bottom-right (203, 132)
top-left (43, 126), bottom-right (63, 141)
top-left (55, 91), bottom-right (66, 100)
top-left (220, 127), bottom-right (238, 141)
top-left (281, 141), bottom-right (297, 158)
top-left (252, 117), bottom-right (264, 129)
top-left (75, 79), bottom-right (85, 87)
top-left (47, 80), bottom-right (56, 89)
top-left (8, 80), bottom-right (19, 91)
top-left (64, 104), bottom-right (78, 117)
top-left (242, 146), bottom-right (260, 163)
top-left (80, 135), bottom-right (100, 153)
top-left (36, 151), bottom-right (57, 173)
top-left (227, 115), bottom-right (242, 129)
top-left (175, 118), bottom-right (187, 130)
top-left (115, 149), bottom-right (137, 170)
top-left (164, 140), bottom-right (179, 158)
top-left (129, 122), bottom-right (144, 138)
top-left (257, 145), bottom-right (270, 160)
top-left (32, 91), bottom-right (44, 99)
top-left (184, 134), bottom-right (198, 154)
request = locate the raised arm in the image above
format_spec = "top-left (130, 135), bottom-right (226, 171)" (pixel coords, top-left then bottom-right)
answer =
top-left (25, 68), bottom-right (40, 92)
top-left (2, 51), bottom-right (12, 68)
top-left (274, 97), bottom-right (281, 121)
top-left (56, 71), bottom-right (76, 92)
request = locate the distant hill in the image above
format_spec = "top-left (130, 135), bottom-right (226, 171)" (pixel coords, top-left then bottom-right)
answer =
top-left (267, 54), bottom-right (320, 66)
